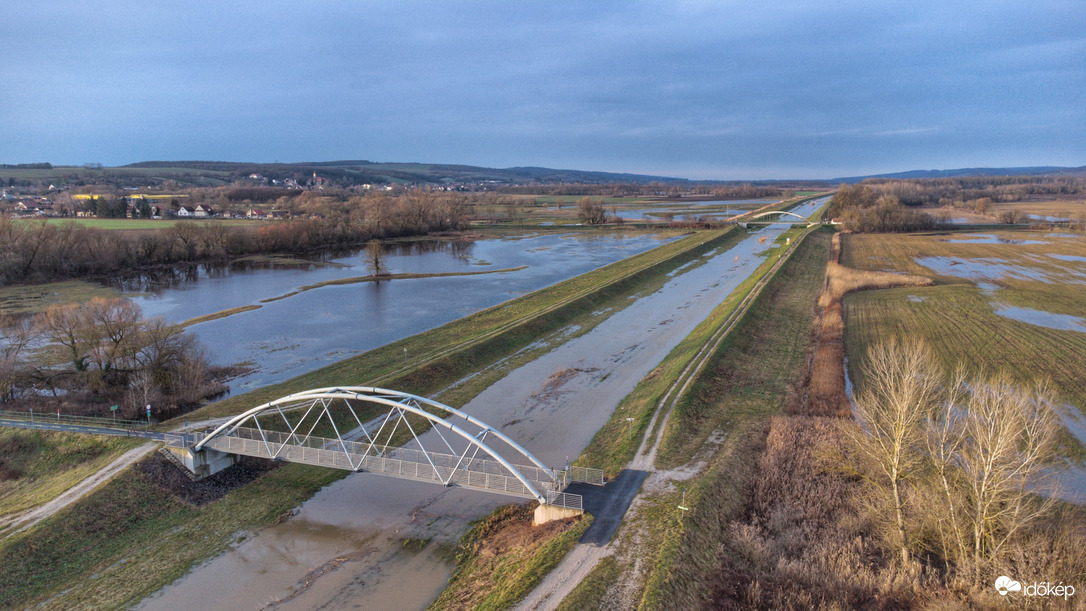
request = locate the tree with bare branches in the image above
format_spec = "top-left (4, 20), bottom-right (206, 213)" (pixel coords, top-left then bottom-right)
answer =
top-left (365, 239), bottom-right (386, 277)
top-left (846, 340), bottom-right (943, 563)
top-left (925, 375), bottom-right (1058, 583)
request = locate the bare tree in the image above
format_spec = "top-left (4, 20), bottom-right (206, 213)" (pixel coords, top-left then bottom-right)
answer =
top-left (365, 239), bottom-right (386, 276)
top-left (925, 375), bottom-right (1058, 583)
top-left (577, 198), bottom-right (608, 225)
top-left (846, 340), bottom-right (943, 563)
top-left (0, 315), bottom-right (34, 402)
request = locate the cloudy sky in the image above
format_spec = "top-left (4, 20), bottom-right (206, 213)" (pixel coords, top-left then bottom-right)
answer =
top-left (2, 1), bottom-right (1083, 179)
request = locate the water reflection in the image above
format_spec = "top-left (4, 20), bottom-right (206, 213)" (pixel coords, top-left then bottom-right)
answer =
top-left (121, 232), bottom-right (674, 396)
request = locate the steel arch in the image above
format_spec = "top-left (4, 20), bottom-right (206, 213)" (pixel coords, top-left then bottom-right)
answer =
top-left (194, 386), bottom-right (556, 503)
top-left (742, 210), bottom-right (814, 225)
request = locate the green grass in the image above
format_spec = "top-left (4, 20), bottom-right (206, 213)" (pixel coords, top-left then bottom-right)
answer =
top-left (0, 430), bottom-right (144, 521)
top-left (556, 555), bottom-right (620, 611)
top-left (0, 459), bottom-right (344, 609)
top-left (657, 229), bottom-right (831, 467)
top-left (180, 304), bottom-right (262, 327)
top-left (0, 280), bottom-right (118, 315)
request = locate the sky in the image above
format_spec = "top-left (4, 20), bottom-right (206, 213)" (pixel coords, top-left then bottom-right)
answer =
top-left (1, 1), bottom-right (1084, 180)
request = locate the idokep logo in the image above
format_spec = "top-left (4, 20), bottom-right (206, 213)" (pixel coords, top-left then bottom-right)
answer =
top-left (995, 576), bottom-right (1021, 596)
top-left (995, 575), bottom-right (1075, 601)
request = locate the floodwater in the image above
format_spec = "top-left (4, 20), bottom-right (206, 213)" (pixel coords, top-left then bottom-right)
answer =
top-left (629, 198), bottom-right (772, 220)
top-left (1054, 406), bottom-right (1086, 504)
top-left (940, 234), bottom-right (1046, 245)
top-left (137, 208), bottom-right (820, 610)
top-left (123, 233), bottom-right (674, 396)
top-left (915, 256), bottom-right (1060, 286)
top-left (1048, 253), bottom-right (1086, 263)
top-left (992, 304), bottom-right (1086, 333)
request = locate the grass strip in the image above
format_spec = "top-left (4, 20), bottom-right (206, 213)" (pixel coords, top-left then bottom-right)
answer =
top-left (556, 555), bottom-right (620, 611)
top-left (179, 304), bottom-right (262, 327)
top-left (0, 460), bottom-right (343, 609)
top-left (576, 226), bottom-right (824, 476)
top-left (295, 265), bottom-right (529, 290)
top-left (0, 430), bottom-right (144, 521)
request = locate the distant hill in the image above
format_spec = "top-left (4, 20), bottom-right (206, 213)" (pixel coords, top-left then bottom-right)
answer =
top-left (832, 166), bottom-right (1086, 183)
top-left (119, 160), bottom-right (689, 187)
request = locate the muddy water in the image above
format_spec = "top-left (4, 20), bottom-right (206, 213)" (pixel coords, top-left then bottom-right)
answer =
top-left (138, 215), bottom-right (816, 610)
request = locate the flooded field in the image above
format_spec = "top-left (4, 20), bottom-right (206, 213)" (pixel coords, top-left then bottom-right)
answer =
top-left (138, 220), bottom-right (805, 610)
top-left (842, 229), bottom-right (1086, 502)
top-left (122, 232), bottom-right (675, 396)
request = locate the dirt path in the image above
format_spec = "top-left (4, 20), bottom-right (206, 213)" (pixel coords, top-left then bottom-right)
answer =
top-left (0, 415), bottom-right (234, 540)
top-left (0, 442), bottom-right (158, 537)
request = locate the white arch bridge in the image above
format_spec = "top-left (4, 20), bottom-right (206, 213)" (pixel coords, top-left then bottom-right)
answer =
top-left (163, 387), bottom-right (601, 518)
top-left (737, 210), bottom-right (817, 228)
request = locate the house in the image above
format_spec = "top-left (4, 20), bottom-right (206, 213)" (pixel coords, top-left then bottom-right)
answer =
top-left (176, 206), bottom-right (193, 217)
top-left (246, 208), bottom-right (266, 219)
top-left (194, 204), bottom-right (213, 218)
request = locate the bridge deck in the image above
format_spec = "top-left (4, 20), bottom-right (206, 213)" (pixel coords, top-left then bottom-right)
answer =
top-left (191, 427), bottom-right (594, 510)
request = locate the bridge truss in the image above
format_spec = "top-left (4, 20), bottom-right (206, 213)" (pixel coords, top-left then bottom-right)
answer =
top-left (189, 387), bottom-right (599, 509)
top-left (738, 210), bottom-right (817, 228)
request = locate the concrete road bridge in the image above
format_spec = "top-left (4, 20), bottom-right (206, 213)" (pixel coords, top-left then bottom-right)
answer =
top-left (2, 387), bottom-right (601, 524)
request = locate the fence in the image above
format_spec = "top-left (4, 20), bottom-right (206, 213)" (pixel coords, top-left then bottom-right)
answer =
top-left (0, 408), bottom-right (148, 429)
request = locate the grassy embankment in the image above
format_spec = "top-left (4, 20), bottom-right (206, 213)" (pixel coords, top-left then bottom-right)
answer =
top-left (577, 196), bottom-right (829, 476)
top-left (841, 230), bottom-right (1086, 455)
top-left (178, 267), bottom-right (531, 324)
top-left (428, 505), bottom-right (591, 610)
top-left (0, 227), bottom-right (745, 610)
top-left (565, 228), bottom-right (833, 608)
top-left (0, 430), bottom-right (143, 527)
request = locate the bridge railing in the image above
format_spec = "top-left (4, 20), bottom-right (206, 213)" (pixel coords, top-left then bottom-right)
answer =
top-left (557, 465), bottom-right (606, 486)
top-left (0, 409), bottom-right (148, 429)
top-left (209, 426), bottom-right (562, 484)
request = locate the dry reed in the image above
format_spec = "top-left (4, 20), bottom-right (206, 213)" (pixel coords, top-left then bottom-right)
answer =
top-left (794, 233), bottom-right (933, 418)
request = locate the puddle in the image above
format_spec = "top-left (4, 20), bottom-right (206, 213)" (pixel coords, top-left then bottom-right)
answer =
top-left (907, 295), bottom-right (927, 302)
top-left (992, 304), bottom-right (1086, 333)
top-left (916, 256), bottom-right (1058, 286)
top-left (940, 234), bottom-right (1045, 245)
top-left (1051, 405), bottom-right (1086, 504)
top-left (1048, 254), bottom-right (1086, 263)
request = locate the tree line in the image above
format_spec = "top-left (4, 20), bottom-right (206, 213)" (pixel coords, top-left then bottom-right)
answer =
top-left (0, 192), bottom-right (467, 286)
top-left (828, 183), bottom-right (940, 232)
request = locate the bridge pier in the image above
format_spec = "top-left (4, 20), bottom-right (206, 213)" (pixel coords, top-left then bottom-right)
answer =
top-left (534, 502), bottom-right (584, 525)
top-left (164, 446), bottom-right (238, 480)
